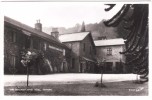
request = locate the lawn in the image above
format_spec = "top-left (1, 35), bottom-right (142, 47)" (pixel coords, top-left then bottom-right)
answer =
top-left (4, 74), bottom-right (148, 96)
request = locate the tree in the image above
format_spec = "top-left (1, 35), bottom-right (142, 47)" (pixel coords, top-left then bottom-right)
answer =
top-left (21, 49), bottom-right (44, 88)
top-left (104, 4), bottom-right (148, 83)
top-left (95, 58), bottom-right (106, 87)
top-left (80, 21), bottom-right (86, 32)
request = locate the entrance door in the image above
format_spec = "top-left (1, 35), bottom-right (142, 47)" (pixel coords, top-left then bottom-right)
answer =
top-left (105, 62), bottom-right (113, 73)
top-left (116, 62), bottom-right (123, 73)
top-left (63, 62), bottom-right (66, 72)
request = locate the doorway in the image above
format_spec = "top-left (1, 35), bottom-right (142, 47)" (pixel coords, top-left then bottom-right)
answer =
top-left (80, 63), bottom-right (83, 73)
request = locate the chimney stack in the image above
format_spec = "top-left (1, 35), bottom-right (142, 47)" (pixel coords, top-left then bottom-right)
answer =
top-left (35, 19), bottom-right (42, 32)
top-left (51, 28), bottom-right (59, 39)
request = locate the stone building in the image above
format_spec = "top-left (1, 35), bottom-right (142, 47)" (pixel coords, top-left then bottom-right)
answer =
top-left (94, 38), bottom-right (127, 73)
top-left (59, 32), bottom-right (97, 73)
top-left (4, 16), bottom-right (71, 74)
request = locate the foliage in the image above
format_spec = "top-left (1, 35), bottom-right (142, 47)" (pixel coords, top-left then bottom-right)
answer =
top-left (21, 49), bottom-right (44, 69)
top-left (43, 21), bottom-right (118, 40)
top-left (104, 4), bottom-right (148, 82)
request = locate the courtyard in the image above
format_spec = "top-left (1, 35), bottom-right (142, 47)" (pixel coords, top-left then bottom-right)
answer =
top-left (4, 74), bottom-right (148, 96)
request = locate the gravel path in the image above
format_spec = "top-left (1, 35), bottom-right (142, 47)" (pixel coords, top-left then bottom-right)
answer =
top-left (4, 74), bottom-right (137, 86)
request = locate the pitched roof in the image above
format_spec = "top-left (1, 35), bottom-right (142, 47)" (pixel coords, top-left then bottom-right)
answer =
top-left (94, 38), bottom-right (125, 46)
top-left (4, 16), bottom-right (60, 43)
top-left (4, 16), bottom-right (72, 50)
top-left (59, 32), bottom-right (90, 42)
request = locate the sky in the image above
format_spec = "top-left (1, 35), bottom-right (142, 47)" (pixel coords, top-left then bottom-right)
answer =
top-left (2, 2), bottom-right (124, 28)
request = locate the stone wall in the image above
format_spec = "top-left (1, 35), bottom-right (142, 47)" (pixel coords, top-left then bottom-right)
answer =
top-left (4, 22), bottom-right (71, 74)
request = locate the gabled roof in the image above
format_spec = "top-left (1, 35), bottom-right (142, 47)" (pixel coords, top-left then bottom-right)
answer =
top-left (4, 16), bottom-right (59, 43)
top-left (59, 32), bottom-right (90, 42)
top-left (94, 38), bottom-right (125, 47)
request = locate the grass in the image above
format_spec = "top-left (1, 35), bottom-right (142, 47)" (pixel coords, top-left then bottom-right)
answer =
top-left (4, 81), bottom-right (148, 96)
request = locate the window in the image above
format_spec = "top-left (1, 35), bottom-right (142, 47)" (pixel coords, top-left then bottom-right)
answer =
top-left (94, 50), bottom-right (96, 55)
top-left (66, 43), bottom-right (72, 48)
top-left (43, 42), bottom-right (47, 51)
top-left (80, 63), bottom-right (83, 73)
top-left (11, 32), bottom-right (16, 42)
top-left (63, 49), bottom-right (65, 56)
top-left (33, 38), bottom-right (39, 49)
top-left (9, 55), bottom-right (18, 74)
top-left (105, 62), bottom-right (113, 72)
top-left (83, 43), bottom-right (85, 52)
top-left (90, 46), bottom-right (92, 54)
top-left (116, 62), bottom-right (123, 73)
top-left (25, 37), bottom-right (30, 49)
top-left (62, 61), bottom-right (66, 72)
top-left (107, 47), bottom-right (112, 55)
top-left (72, 58), bottom-right (75, 69)
top-left (10, 55), bottom-right (16, 67)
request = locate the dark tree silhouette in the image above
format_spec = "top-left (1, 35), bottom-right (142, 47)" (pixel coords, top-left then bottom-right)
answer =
top-left (104, 4), bottom-right (148, 83)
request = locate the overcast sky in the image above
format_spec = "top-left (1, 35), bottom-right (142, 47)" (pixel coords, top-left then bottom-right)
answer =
top-left (2, 2), bottom-right (123, 28)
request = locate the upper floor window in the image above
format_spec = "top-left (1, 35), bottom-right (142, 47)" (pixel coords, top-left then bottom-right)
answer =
top-left (25, 37), bottom-right (30, 49)
top-left (94, 50), bottom-right (96, 55)
top-left (33, 38), bottom-right (39, 49)
top-left (40, 41), bottom-right (47, 51)
top-left (90, 46), bottom-right (92, 54)
top-left (66, 43), bottom-right (72, 49)
top-left (107, 47), bottom-right (112, 56)
top-left (11, 32), bottom-right (16, 43)
top-left (44, 42), bottom-right (47, 51)
top-left (83, 43), bottom-right (85, 52)
top-left (63, 49), bottom-right (65, 56)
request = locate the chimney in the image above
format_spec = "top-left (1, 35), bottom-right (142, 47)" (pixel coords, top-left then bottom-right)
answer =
top-left (51, 28), bottom-right (59, 39)
top-left (35, 19), bottom-right (42, 32)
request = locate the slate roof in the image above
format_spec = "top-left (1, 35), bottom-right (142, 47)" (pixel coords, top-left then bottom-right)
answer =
top-left (94, 38), bottom-right (125, 46)
top-left (4, 16), bottom-right (60, 43)
top-left (59, 32), bottom-right (90, 42)
top-left (4, 16), bottom-right (70, 49)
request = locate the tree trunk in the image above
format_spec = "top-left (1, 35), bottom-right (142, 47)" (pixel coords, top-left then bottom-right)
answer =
top-left (101, 65), bottom-right (104, 85)
top-left (101, 73), bottom-right (103, 84)
top-left (27, 66), bottom-right (29, 88)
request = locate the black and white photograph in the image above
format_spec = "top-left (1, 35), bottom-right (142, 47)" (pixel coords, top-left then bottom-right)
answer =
top-left (0, 0), bottom-right (150, 97)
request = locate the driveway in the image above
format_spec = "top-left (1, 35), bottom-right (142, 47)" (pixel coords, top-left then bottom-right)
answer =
top-left (4, 73), bottom-right (137, 86)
